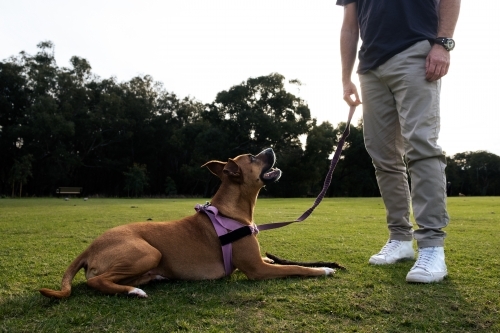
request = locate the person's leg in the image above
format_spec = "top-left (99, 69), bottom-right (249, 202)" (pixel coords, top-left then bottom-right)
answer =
top-left (383, 40), bottom-right (449, 245)
top-left (381, 40), bottom-right (449, 282)
top-left (360, 69), bottom-right (415, 265)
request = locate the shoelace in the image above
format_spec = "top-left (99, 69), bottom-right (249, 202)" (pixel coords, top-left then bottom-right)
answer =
top-left (379, 240), bottom-right (401, 254)
top-left (413, 248), bottom-right (436, 269)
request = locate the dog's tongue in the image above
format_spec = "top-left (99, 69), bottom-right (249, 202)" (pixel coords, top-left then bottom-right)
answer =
top-left (263, 168), bottom-right (282, 181)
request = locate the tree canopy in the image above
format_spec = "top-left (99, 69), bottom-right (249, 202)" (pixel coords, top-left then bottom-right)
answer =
top-left (1, 42), bottom-right (498, 197)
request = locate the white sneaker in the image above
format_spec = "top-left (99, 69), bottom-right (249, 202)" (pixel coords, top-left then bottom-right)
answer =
top-left (369, 240), bottom-right (415, 265)
top-left (406, 247), bottom-right (448, 283)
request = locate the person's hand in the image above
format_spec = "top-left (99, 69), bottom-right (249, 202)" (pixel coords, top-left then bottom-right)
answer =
top-left (343, 81), bottom-right (362, 106)
top-left (425, 44), bottom-right (451, 82)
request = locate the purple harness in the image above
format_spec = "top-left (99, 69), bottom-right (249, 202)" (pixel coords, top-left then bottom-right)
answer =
top-left (195, 203), bottom-right (259, 276)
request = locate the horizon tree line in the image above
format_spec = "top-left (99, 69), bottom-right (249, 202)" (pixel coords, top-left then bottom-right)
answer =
top-left (1, 42), bottom-right (499, 198)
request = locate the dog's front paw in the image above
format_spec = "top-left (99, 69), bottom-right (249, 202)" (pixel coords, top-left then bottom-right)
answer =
top-left (128, 288), bottom-right (148, 298)
top-left (262, 257), bottom-right (274, 264)
top-left (322, 267), bottom-right (336, 276)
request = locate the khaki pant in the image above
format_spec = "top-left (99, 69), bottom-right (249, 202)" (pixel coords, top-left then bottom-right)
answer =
top-left (359, 40), bottom-right (449, 248)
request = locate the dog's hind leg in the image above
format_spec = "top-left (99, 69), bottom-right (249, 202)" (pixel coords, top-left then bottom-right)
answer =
top-left (87, 272), bottom-right (148, 297)
top-left (122, 269), bottom-right (167, 286)
top-left (86, 244), bottom-right (162, 297)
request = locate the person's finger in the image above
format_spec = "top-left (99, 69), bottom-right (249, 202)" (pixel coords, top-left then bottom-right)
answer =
top-left (343, 93), bottom-right (361, 106)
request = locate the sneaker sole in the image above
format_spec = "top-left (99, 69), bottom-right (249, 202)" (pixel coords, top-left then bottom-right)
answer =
top-left (369, 256), bottom-right (415, 265)
top-left (406, 272), bottom-right (448, 283)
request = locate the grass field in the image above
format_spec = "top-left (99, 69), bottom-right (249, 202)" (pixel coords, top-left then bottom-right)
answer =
top-left (0, 197), bottom-right (499, 332)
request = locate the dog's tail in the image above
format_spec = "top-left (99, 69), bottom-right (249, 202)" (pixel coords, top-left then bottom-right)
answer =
top-left (39, 252), bottom-right (87, 299)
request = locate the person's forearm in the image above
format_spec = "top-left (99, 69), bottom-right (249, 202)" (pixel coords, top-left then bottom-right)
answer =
top-left (437, 0), bottom-right (461, 37)
top-left (340, 28), bottom-right (359, 84)
top-left (340, 3), bottom-right (359, 84)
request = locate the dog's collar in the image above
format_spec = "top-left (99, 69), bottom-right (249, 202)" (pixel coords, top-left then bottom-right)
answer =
top-left (195, 203), bottom-right (259, 276)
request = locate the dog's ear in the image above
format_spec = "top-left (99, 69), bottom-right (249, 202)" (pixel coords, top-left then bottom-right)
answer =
top-left (222, 159), bottom-right (242, 183)
top-left (202, 160), bottom-right (226, 179)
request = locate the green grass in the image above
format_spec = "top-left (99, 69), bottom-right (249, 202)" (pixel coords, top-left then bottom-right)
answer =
top-left (0, 197), bottom-right (499, 332)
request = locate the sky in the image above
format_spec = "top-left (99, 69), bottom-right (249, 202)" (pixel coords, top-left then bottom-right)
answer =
top-left (1, 0), bottom-right (499, 157)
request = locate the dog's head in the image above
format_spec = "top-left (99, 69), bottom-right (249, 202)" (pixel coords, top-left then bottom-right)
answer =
top-left (203, 148), bottom-right (282, 186)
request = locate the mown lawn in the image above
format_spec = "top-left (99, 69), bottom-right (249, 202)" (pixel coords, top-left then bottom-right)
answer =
top-left (0, 197), bottom-right (499, 332)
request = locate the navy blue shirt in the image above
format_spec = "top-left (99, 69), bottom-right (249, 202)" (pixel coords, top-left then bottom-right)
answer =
top-left (337, 0), bottom-right (439, 73)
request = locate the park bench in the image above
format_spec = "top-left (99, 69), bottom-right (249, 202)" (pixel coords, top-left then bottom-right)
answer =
top-left (56, 187), bottom-right (83, 196)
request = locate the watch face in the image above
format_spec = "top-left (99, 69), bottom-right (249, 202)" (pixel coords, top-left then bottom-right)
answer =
top-left (445, 39), bottom-right (455, 50)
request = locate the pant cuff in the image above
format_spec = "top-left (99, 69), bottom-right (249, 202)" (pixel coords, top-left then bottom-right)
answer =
top-left (416, 239), bottom-right (445, 248)
top-left (389, 234), bottom-right (414, 242)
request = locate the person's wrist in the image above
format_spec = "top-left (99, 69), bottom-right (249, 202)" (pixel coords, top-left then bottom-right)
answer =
top-left (342, 79), bottom-right (352, 86)
top-left (434, 37), bottom-right (455, 51)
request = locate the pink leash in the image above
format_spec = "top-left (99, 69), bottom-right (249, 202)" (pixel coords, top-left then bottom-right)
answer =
top-left (258, 105), bottom-right (356, 229)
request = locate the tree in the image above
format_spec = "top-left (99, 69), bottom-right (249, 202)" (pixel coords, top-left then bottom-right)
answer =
top-left (8, 154), bottom-right (34, 197)
top-left (2, 42), bottom-right (499, 198)
top-left (203, 73), bottom-right (317, 197)
top-left (205, 73), bottom-right (312, 155)
top-left (446, 151), bottom-right (500, 196)
top-left (164, 176), bottom-right (177, 196)
top-left (123, 163), bottom-right (149, 197)
top-left (0, 59), bottom-right (31, 194)
top-left (328, 120), bottom-right (378, 197)
top-left (302, 121), bottom-right (338, 194)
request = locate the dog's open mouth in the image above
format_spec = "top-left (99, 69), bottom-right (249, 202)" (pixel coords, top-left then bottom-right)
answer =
top-left (256, 148), bottom-right (282, 184)
top-left (262, 167), bottom-right (282, 183)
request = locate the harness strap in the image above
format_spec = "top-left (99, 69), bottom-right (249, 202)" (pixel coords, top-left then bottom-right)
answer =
top-left (218, 226), bottom-right (253, 246)
top-left (195, 204), bottom-right (259, 276)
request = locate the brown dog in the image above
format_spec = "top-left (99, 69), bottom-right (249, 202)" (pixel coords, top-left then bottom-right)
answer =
top-left (39, 148), bottom-right (335, 299)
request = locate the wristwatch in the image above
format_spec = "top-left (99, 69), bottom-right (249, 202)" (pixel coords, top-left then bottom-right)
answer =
top-left (435, 37), bottom-right (455, 51)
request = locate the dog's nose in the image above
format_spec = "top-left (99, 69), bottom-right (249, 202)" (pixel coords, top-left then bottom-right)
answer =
top-left (263, 148), bottom-right (273, 155)
top-left (257, 148), bottom-right (275, 159)
top-left (256, 148), bottom-right (276, 166)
